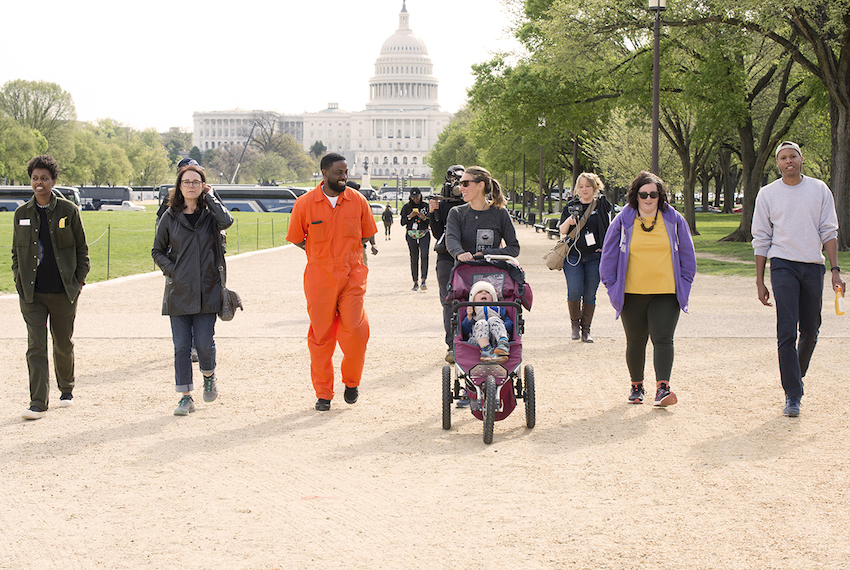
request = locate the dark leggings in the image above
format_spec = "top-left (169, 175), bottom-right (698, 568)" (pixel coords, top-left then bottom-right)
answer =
top-left (620, 293), bottom-right (680, 384)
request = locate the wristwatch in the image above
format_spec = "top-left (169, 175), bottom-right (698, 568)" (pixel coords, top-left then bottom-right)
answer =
top-left (831, 266), bottom-right (841, 272)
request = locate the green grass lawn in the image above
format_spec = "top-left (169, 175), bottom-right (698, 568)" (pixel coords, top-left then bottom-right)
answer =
top-left (2, 210), bottom-right (847, 293)
top-left (0, 210), bottom-right (296, 294)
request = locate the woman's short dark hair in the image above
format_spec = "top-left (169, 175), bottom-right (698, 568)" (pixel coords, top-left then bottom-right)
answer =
top-left (169, 165), bottom-right (207, 213)
top-left (26, 155), bottom-right (60, 180)
top-left (627, 170), bottom-right (669, 212)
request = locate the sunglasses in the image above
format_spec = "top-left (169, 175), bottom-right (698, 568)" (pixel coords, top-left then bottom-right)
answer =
top-left (638, 191), bottom-right (659, 199)
top-left (458, 179), bottom-right (479, 187)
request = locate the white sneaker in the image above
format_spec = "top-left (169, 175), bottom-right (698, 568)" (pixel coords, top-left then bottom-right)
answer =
top-left (58, 393), bottom-right (74, 407)
top-left (22, 406), bottom-right (46, 420)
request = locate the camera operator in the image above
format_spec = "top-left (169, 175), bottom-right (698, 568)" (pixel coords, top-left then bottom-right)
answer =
top-left (429, 165), bottom-right (466, 364)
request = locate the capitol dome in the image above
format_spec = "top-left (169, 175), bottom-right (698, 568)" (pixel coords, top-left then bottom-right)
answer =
top-left (367, 1), bottom-right (440, 111)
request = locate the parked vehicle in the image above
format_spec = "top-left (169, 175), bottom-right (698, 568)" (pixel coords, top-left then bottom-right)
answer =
top-left (0, 185), bottom-right (81, 211)
top-left (79, 186), bottom-right (132, 210)
top-left (100, 200), bottom-right (146, 211)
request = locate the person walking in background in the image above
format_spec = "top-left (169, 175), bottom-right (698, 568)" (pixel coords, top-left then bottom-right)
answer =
top-left (600, 171), bottom-right (696, 407)
top-left (445, 166), bottom-right (520, 406)
top-left (559, 172), bottom-right (613, 343)
top-left (152, 163), bottom-right (234, 416)
top-left (752, 141), bottom-right (844, 418)
top-left (382, 204), bottom-right (394, 240)
top-left (400, 187), bottom-right (430, 291)
top-left (13, 155), bottom-right (89, 420)
top-left (430, 165), bottom-right (466, 364)
top-left (286, 153), bottom-right (378, 411)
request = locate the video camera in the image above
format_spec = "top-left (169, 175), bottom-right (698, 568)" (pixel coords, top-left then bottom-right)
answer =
top-left (439, 165), bottom-right (465, 200)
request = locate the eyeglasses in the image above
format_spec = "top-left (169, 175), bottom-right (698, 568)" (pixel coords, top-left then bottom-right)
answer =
top-left (181, 180), bottom-right (203, 188)
top-left (458, 179), bottom-right (479, 187)
top-left (638, 191), bottom-right (659, 199)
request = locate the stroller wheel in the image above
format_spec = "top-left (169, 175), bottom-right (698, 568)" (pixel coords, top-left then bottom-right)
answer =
top-left (524, 364), bottom-right (536, 429)
top-left (442, 365), bottom-right (452, 430)
top-left (483, 376), bottom-right (496, 444)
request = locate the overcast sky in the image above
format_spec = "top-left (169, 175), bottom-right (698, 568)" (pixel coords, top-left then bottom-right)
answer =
top-left (2, 0), bottom-right (523, 132)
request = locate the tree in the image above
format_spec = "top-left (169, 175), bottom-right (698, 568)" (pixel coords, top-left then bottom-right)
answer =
top-left (253, 154), bottom-right (294, 185)
top-left (207, 142), bottom-right (259, 184)
top-left (309, 141), bottom-right (327, 159)
top-left (189, 146), bottom-right (203, 166)
top-left (161, 127), bottom-right (193, 166)
top-left (425, 107), bottom-right (481, 188)
top-left (691, 1), bottom-right (850, 249)
top-left (0, 79), bottom-right (76, 143)
top-left (0, 115), bottom-right (48, 182)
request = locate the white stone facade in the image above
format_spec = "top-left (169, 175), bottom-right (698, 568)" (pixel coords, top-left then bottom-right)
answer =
top-left (192, 1), bottom-right (451, 180)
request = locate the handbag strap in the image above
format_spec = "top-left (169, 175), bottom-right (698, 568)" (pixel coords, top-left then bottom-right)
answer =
top-left (213, 229), bottom-right (226, 287)
top-left (566, 198), bottom-right (597, 241)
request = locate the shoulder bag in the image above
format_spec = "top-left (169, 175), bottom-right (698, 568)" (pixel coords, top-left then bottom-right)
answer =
top-left (543, 198), bottom-right (597, 270)
top-left (214, 229), bottom-right (243, 321)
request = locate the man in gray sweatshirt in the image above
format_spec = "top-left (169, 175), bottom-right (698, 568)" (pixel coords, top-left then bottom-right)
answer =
top-left (752, 141), bottom-right (844, 417)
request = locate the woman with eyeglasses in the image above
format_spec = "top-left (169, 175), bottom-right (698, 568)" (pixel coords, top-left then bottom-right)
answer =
top-left (558, 172), bottom-right (613, 343)
top-left (152, 164), bottom-right (234, 416)
top-left (599, 171), bottom-right (696, 407)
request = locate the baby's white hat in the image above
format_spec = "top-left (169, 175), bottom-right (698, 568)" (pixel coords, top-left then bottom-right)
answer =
top-left (469, 280), bottom-right (498, 302)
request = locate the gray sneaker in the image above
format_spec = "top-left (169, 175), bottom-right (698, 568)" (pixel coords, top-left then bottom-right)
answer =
top-left (203, 374), bottom-right (218, 402)
top-left (174, 395), bottom-right (195, 416)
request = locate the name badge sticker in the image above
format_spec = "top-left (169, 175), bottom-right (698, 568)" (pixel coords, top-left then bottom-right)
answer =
top-left (19, 219), bottom-right (31, 226)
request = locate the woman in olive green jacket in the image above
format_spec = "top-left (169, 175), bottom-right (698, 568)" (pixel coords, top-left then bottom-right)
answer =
top-left (12, 155), bottom-right (89, 420)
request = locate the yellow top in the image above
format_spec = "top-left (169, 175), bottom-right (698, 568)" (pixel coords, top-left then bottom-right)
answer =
top-left (624, 214), bottom-right (675, 294)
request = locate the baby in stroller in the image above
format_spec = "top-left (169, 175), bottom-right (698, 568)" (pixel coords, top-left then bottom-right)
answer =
top-left (461, 281), bottom-right (513, 363)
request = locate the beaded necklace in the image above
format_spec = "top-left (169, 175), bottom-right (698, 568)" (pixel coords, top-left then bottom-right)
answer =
top-left (637, 210), bottom-right (659, 232)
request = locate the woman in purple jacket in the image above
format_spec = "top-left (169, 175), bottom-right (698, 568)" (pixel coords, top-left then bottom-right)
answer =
top-left (599, 171), bottom-right (696, 407)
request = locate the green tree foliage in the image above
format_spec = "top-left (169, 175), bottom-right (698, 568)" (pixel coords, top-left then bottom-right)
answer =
top-left (309, 141), bottom-right (327, 159)
top-left (253, 154), bottom-right (294, 185)
top-left (0, 79), bottom-right (76, 144)
top-left (161, 127), bottom-right (193, 166)
top-left (677, 0), bottom-right (850, 249)
top-left (189, 146), bottom-right (203, 165)
top-left (0, 115), bottom-right (48, 182)
top-left (425, 107), bottom-right (481, 188)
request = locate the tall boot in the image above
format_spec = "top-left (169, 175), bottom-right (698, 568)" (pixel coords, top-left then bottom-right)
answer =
top-left (568, 300), bottom-right (582, 340)
top-left (580, 303), bottom-right (596, 343)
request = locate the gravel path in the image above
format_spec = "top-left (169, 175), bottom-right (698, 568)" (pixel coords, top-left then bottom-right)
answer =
top-left (1, 222), bottom-right (848, 569)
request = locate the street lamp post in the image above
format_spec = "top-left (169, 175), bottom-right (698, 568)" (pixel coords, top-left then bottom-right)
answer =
top-left (649, 0), bottom-right (667, 175)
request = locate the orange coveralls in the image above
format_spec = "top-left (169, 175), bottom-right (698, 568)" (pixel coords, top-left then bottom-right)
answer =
top-left (286, 183), bottom-right (378, 400)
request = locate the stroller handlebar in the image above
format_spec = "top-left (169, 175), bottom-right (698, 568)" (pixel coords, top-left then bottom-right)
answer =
top-left (481, 254), bottom-right (520, 267)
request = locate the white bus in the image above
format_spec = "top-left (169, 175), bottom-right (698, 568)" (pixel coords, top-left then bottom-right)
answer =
top-left (0, 186), bottom-right (82, 211)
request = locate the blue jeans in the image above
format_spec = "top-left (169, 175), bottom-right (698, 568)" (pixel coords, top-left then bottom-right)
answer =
top-left (769, 258), bottom-right (824, 400)
top-left (170, 313), bottom-right (217, 393)
top-left (563, 250), bottom-right (601, 304)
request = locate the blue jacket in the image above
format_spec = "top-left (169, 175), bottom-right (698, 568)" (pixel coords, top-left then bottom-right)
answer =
top-left (599, 204), bottom-right (696, 318)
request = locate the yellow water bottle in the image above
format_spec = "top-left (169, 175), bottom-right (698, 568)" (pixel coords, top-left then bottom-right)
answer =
top-left (836, 285), bottom-right (845, 316)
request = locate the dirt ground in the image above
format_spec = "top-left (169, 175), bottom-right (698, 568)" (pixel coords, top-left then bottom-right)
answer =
top-left (1, 222), bottom-right (848, 569)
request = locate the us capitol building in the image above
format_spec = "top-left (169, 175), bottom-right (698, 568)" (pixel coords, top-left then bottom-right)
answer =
top-left (192, 1), bottom-right (452, 181)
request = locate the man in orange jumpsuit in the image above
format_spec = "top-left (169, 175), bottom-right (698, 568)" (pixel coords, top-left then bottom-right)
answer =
top-left (286, 153), bottom-right (378, 411)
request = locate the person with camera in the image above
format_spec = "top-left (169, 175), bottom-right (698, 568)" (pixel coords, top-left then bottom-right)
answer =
top-left (430, 165), bottom-right (467, 363)
top-left (400, 188), bottom-right (430, 291)
top-left (599, 171), bottom-right (695, 407)
top-left (152, 163), bottom-right (234, 416)
top-left (558, 173), bottom-right (613, 343)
